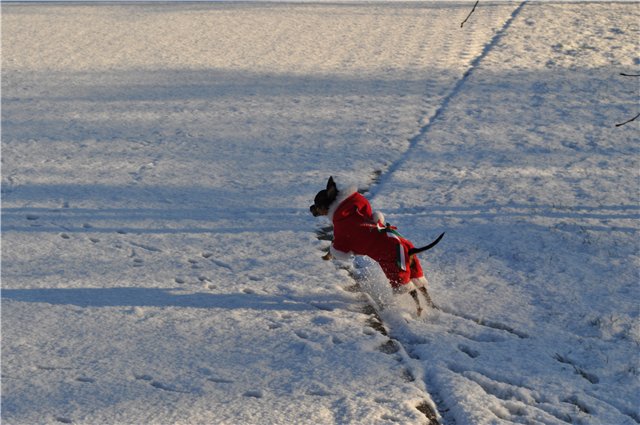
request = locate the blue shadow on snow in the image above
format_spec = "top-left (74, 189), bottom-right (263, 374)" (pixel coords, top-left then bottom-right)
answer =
top-left (1, 287), bottom-right (331, 312)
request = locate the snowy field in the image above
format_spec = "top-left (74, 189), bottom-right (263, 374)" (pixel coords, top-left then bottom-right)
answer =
top-left (2, 1), bottom-right (639, 424)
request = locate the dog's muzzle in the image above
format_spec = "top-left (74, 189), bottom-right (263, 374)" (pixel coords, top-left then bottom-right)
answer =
top-left (310, 205), bottom-right (320, 217)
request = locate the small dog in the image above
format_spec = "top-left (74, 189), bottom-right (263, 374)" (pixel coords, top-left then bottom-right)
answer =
top-left (310, 176), bottom-right (443, 316)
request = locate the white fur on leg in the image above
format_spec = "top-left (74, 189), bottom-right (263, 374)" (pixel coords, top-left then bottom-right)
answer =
top-left (329, 245), bottom-right (353, 261)
top-left (411, 276), bottom-right (428, 289)
top-left (392, 281), bottom-right (417, 295)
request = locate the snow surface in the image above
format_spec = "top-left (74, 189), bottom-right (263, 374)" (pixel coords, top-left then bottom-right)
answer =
top-left (2, 2), bottom-right (639, 424)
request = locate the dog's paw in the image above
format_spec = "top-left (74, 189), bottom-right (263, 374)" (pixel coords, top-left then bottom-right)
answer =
top-left (322, 252), bottom-right (333, 261)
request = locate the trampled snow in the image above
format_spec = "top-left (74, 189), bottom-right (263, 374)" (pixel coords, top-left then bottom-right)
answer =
top-left (2, 2), bottom-right (638, 424)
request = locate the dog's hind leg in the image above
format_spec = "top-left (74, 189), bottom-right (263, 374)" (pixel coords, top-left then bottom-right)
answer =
top-left (418, 286), bottom-right (435, 309)
top-left (409, 289), bottom-right (423, 317)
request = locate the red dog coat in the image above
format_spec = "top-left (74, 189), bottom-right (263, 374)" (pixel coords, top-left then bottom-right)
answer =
top-left (329, 189), bottom-right (424, 290)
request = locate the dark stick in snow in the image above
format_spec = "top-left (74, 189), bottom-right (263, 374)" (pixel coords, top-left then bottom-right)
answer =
top-left (615, 73), bottom-right (639, 127)
top-left (615, 113), bottom-right (639, 127)
top-left (461, 0), bottom-right (480, 28)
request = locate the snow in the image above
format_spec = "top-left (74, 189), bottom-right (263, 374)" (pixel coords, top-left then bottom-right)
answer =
top-left (2, 1), bottom-right (638, 424)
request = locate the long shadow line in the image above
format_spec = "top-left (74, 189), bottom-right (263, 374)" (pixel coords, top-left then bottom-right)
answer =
top-left (368, 1), bottom-right (528, 201)
top-left (0, 287), bottom-right (349, 312)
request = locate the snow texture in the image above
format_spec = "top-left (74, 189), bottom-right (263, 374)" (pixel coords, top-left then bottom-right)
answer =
top-left (2, 2), bottom-right (638, 424)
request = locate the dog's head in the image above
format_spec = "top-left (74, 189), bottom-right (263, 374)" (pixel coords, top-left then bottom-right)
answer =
top-left (309, 176), bottom-right (339, 217)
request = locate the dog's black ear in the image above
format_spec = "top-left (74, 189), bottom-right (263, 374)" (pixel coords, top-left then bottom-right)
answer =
top-left (326, 176), bottom-right (336, 190)
top-left (326, 176), bottom-right (337, 199)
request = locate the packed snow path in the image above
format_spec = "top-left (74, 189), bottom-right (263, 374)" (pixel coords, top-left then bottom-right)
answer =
top-left (2, 2), bottom-right (638, 425)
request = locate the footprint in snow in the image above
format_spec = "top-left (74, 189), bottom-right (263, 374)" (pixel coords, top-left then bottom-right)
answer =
top-left (243, 390), bottom-right (264, 398)
top-left (378, 340), bottom-right (400, 354)
top-left (267, 322), bottom-right (282, 330)
top-left (380, 413), bottom-right (401, 422)
top-left (150, 381), bottom-right (186, 393)
top-left (294, 330), bottom-right (309, 339)
top-left (208, 377), bottom-right (234, 384)
top-left (458, 344), bottom-right (480, 359)
top-left (134, 374), bottom-right (188, 393)
top-left (199, 368), bottom-right (234, 384)
top-left (188, 259), bottom-right (202, 269)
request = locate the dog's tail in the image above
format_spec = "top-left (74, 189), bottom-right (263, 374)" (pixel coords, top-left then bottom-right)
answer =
top-left (408, 232), bottom-right (445, 256)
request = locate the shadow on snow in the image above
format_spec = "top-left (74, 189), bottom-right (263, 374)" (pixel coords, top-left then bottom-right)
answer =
top-left (0, 286), bottom-right (340, 312)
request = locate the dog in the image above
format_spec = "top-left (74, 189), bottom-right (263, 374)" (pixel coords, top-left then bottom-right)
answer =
top-left (310, 176), bottom-right (444, 316)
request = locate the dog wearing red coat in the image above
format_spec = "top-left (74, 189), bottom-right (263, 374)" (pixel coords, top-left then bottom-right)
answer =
top-left (310, 177), bottom-right (443, 316)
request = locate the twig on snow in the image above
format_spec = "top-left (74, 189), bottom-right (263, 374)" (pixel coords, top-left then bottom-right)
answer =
top-left (615, 72), bottom-right (639, 127)
top-left (615, 113), bottom-right (640, 127)
top-left (461, 0), bottom-right (480, 28)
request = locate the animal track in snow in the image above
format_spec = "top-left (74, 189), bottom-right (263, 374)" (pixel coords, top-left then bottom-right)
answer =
top-left (199, 367), bottom-right (234, 384)
top-left (150, 381), bottom-right (188, 393)
top-left (378, 339), bottom-right (400, 354)
top-left (380, 413), bottom-right (401, 422)
top-left (37, 365), bottom-right (72, 371)
top-left (129, 241), bottom-right (162, 253)
top-left (188, 258), bottom-right (202, 269)
top-left (450, 367), bottom-right (575, 424)
top-left (438, 306), bottom-right (529, 339)
top-left (458, 344), bottom-right (480, 359)
top-left (562, 395), bottom-right (592, 415)
top-left (306, 387), bottom-right (333, 397)
top-left (553, 353), bottom-right (600, 384)
top-left (360, 304), bottom-right (388, 336)
top-left (294, 330), bottom-right (309, 340)
top-left (447, 327), bottom-right (507, 344)
top-left (210, 259), bottom-right (233, 271)
top-left (243, 390), bottom-right (264, 398)
top-left (135, 373), bottom-right (189, 393)
top-left (208, 377), bottom-right (234, 384)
